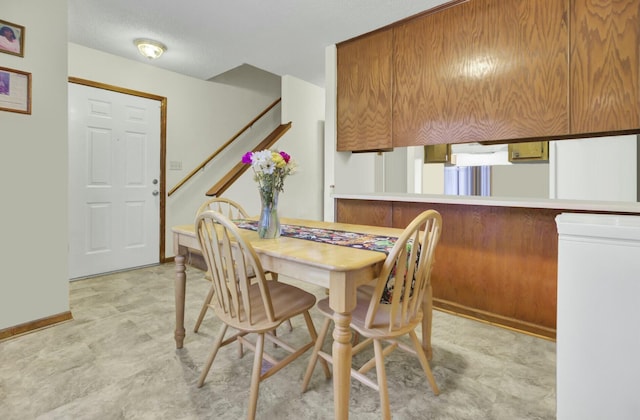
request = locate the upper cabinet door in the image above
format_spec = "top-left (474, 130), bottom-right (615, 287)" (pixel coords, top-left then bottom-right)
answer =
top-left (570, 0), bottom-right (640, 134)
top-left (393, 0), bottom-right (570, 147)
top-left (336, 29), bottom-right (393, 152)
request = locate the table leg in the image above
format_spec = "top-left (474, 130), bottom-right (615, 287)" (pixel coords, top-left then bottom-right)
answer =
top-left (421, 283), bottom-right (433, 360)
top-left (332, 311), bottom-right (352, 420)
top-left (174, 254), bottom-right (186, 349)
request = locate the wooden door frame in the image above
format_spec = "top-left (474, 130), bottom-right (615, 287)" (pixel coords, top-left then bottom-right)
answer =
top-left (68, 77), bottom-right (168, 263)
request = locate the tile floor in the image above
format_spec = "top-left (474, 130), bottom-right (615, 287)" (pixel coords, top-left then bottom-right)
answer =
top-left (0, 263), bottom-right (556, 419)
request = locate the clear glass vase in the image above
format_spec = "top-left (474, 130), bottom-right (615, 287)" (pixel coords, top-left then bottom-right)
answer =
top-left (258, 188), bottom-right (281, 238)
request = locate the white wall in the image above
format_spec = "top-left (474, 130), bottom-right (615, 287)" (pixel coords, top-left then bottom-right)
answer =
top-left (492, 163), bottom-right (550, 198)
top-left (324, 46), bottom-right (337, 221)
top-left (280, 75), bottom-right (325, 219)
top-left (1, 7), bottom-right (325, 332)
top-left (551, 135), bottom-right (637, 201)
top-left (423, 164), bottom-right (446, 195)
top-left (68, 43), bottom-right (283, 257)
top-left (383, 148), bottom-right (408, 193)
top-left (225, 75), bottom-right (325, 220)
top-left (0, 0), bottom-right (69, 329)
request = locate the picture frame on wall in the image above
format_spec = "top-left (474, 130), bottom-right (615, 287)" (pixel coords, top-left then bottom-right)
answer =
top-left (0, 66), bottom-right (31, 114)
top-left (0, 19), bottom-right (24, 57)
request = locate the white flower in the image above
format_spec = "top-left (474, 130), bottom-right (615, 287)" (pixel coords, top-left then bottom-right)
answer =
top-left (261, 160), bottom-right (276, 175)
top-left (242, 149), bottom-right (296, 203)
top-left (251, 150), bottom-right (273, 172)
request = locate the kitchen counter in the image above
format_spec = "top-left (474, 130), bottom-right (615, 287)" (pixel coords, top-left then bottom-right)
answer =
top-left (332, 192), bottom-right (640, 213)
top-left (332, 193), bottom-right (640, 339)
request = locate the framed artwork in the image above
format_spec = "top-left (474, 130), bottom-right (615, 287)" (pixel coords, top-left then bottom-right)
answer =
top-left (0, 19), bottom-right (24, 57)
top-left (0, 66), bottom-right (31, 114)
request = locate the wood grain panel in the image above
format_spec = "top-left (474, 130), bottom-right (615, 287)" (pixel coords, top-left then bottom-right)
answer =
top-left (335, 198), bottom-right (560, 338)
top-left (570, 0), bottom-right (640, 133)
top-left (335, 199), bottom-right (392, 227)
top-left (337, 29), bottom-right (393, 152)
top-left (393, 0), bottom-right (569, 146)
top-left (392, 201), bottom-right (559, 330)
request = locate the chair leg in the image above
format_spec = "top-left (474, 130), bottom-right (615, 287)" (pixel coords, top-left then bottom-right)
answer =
top-left (248, 333), bottom-right (266, 420)
top-left (303, 311), bottom-right (331, 379)
top-left (373, 339), bottom-right (391, 420)
top-left (197, 323), bottom-right (228, 387)
top-left (302, 317), bottom-right (332, 392)
top-left (194, 284), bottom-right (215, 333)
top-left (268, 328), bottom-right (279, 349)
top-left (238, 332), bottom-right (245, 359)
top-left (409, 330), bottom-right (440, 395)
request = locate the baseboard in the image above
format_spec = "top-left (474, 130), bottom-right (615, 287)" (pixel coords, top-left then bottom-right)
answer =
top-left (0, 311), bottom-right (73, 341)
top-left (433, 298), bottom-right (556, 341)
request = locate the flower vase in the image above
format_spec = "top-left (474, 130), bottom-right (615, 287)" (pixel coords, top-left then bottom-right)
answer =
top-left (258, 188), bottom-right (281, 239)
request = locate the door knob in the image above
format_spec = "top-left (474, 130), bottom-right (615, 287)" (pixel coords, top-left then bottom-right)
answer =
top-left (152, 190), bottom-right (159, 196)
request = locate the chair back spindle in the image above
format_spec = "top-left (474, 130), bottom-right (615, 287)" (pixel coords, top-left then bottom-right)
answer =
top-left (364, 210), bottom-right (442, 333)
top-left (196, 211), bottom-right (275, 328)
top-left (197, 197), bottom-right (250, 219)
top-left (192, 197), bottom-right (284, 334)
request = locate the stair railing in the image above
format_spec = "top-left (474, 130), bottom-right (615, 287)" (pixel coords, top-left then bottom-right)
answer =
top-left (205, 122), bottom-right (291, 197)
top-left (168, 98), bottom-right (282, 197)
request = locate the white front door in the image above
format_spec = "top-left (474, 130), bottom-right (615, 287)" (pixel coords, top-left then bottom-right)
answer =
top-left (68, 83), bottom-right (161, 279)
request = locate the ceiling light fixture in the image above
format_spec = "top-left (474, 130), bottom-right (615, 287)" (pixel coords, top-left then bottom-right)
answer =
top-left (134, 38), bottom-right (167, 60)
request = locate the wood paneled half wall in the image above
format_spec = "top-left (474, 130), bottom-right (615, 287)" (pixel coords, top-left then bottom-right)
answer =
top-left (336, 198), bottom-right (567, 339)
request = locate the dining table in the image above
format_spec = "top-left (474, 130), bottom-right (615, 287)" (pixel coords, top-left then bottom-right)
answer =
top-left (171, 217), bottom-right (436, 420)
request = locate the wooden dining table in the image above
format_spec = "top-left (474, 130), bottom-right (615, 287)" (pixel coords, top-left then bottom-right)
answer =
top-left (172, 217), bottom-right (436, 420)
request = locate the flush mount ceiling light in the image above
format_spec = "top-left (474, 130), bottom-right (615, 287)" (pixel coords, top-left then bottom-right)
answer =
top-left (134, 38), bottom-right (167, 60)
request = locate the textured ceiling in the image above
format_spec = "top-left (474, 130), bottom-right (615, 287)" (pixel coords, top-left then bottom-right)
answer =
top-left (68, 0), bottom-right (447, 87)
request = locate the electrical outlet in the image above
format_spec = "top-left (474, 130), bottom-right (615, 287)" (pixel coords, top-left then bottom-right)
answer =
top-left (169, 160), bottom-right (182, 170)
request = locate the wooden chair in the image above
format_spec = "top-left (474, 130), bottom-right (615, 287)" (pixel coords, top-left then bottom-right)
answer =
top-left (193, 197), bottom-right (282, 333)
top-left (301, 210), bottom-right (442, 420)
top-left (195, 210), bottom-right (328, 420)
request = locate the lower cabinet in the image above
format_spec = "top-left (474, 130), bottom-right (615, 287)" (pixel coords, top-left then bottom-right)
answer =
top-left (556, 213), bottom-right (640, 419)
top-left (336, 198), bottom-right (559, 338)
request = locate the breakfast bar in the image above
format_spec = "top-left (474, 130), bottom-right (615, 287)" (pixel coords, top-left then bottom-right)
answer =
top-left (333, 192), bottom-right (640, 339)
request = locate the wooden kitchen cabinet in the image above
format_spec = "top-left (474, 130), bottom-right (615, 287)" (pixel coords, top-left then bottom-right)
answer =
top-left (570, 0), bottom-right (640, 134)
top-left (392, 0), bottom-right (569, 147)
top-left (424, 144), bottom-right (452, 163)
top-left (336, 28), bottom-right (393, 152)
top-left (508, 141), bottom-right (549, 162)
top-left (335, 0), bottom-right (640, 153)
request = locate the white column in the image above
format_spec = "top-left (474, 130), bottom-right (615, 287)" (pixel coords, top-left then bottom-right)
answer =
top-left (556, 213), bottom-right (640, 420)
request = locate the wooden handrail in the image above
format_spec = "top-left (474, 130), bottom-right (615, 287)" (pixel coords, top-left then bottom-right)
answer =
top-left (206, 122), bottom-right (292, 197)
top-left (168, 98), bottom-right (282, 196)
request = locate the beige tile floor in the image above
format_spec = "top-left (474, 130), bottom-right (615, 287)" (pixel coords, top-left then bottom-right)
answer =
top-left (0, 263), bottom-right (556, 419)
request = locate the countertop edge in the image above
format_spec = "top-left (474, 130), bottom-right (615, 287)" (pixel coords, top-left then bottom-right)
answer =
top-left (332, 192), bottom-right (640, 213)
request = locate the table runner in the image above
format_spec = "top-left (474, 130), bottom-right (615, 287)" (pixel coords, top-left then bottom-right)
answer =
top-left (234, 219), bottom-right (398, 253)
top-left (235, 219), bottom-right (415, 304)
